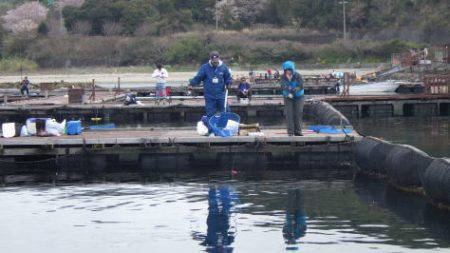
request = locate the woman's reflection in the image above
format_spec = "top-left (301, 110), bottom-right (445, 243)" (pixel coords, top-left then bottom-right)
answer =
top-left (283, 189), bottom-right (307, 250)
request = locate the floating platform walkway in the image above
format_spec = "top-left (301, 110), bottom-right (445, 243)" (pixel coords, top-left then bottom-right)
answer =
top-left (0, 129), bottom-right (361, 184)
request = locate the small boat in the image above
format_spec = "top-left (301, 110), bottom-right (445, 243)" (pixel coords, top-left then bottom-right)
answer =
top-left (339, 80), bottom-right (400, 95)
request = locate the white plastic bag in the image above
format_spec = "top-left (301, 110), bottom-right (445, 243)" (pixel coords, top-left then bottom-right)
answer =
top-left (20, 125), bottom-right (30, 137)
top-left (45, 119), bottom-right (66, 135)
top-left (26, 121), bottom-right (37, 135)
top-left (46, 128), bottom-right (61, 137)
top-left (197, 121), bottom-right (209, 136)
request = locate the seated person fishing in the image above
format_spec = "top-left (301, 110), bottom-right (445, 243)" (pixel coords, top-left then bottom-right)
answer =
top-left (237, 77), bottom-right (252, 103)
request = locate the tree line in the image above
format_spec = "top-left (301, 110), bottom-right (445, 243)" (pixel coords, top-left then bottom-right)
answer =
top-left (0, 0), bottom-right (447, 70)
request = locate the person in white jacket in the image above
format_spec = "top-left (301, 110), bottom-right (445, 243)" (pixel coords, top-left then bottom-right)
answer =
top-left (152, 63), bottom-right (169, 99)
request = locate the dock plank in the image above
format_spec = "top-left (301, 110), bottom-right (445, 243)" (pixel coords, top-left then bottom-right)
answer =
top-left (0, 129), bottom-right (360, 147)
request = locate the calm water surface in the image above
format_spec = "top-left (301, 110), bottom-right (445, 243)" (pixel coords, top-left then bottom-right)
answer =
top-left (0, 174), bottom-right (449, 253)
top-left (353, 116), bottom-right (449, 157)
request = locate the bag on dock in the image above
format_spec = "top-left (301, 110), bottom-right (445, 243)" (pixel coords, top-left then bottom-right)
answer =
top-left (20, 125), bottom-right (30, 137)
top-left (197, 121), bottom-right (209, 136)
top-left (44, 119), bottom-right (66, 136)
top-left (26, 118), bottom-right (50, 135)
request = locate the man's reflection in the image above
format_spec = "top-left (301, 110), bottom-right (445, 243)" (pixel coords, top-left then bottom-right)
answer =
top-left (194, 186), bottom-right (238, 253)
top-left (283, 189), bottom-right (307, 250)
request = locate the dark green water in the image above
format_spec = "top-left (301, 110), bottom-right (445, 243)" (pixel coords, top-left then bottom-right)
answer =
top-left (353, 116), bottom-right (449, 158)
top-left (0, 173), bottom-right (449, 253)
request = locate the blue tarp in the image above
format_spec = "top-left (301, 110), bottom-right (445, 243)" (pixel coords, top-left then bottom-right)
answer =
top-left (308, 125), bottom-right (353, 134)
top-left (89, 123), bottom-right (116, 130)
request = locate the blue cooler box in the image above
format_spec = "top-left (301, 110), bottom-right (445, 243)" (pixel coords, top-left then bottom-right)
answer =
top-left (67, 120), bottom-right (83, 135)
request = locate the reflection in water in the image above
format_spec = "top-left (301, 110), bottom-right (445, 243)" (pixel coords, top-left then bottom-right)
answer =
top-left (194, 186), bottom-right (239, 253)
top-left (354, 175), bottom-right (450, 246)
top-left (283, 189), bottom-right (307, 251)
top-left (0, 173), bottom-right (449, 253)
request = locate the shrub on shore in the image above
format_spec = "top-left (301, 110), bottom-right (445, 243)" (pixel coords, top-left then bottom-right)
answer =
top-left (0, 31), bottom-right (427, 70)
top-left (0, 58), bottom-right (38, 73)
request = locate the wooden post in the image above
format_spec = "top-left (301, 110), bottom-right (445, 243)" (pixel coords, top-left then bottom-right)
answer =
top-left (3, 94), bottom-right (7, 105)
top-left (115, 77), bottom-right (121, 100)
top-left (89, 79), bottom-right (96, 101)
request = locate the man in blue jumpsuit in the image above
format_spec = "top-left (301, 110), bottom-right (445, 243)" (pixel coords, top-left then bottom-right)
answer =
top-left (189, 51), bottom-right (233, 118)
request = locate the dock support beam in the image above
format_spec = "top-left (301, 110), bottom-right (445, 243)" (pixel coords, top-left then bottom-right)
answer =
top-left (392, 102), bottom-right (404, 116)
top-left (143, 113), bottom-right (148, 123)
top-left (247, 108), bottom-right (257, 117)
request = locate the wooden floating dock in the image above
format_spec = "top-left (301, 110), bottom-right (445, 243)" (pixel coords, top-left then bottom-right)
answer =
top-left (0, 129), bottom-right (361, 181)
top-left (0, 129), bottom-right (360, 155)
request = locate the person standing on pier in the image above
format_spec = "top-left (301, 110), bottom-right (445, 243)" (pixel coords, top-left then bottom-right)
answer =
top-left (152, 63), bottom-right (169, 99)
top-left (189, 51), bottom-right (233, 118)
top-left (281, 61), bottom-right (305, 136)
top-left (20, 76), bottom-right (30, 97)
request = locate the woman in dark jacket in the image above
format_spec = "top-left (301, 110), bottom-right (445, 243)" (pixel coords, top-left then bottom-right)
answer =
top-left (281, 61), bottom-right (305, 136)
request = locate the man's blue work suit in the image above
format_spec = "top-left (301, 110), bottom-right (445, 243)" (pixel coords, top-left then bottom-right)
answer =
top-left (190, 61), bottom-right (233, 117)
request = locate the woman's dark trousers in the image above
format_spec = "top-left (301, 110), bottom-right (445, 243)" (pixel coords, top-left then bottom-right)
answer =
top-left (284, 96), bottom-right (305, 135)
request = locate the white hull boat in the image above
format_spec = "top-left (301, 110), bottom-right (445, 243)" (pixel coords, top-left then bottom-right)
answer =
top-left (339, 80), bottom-right (400, 95)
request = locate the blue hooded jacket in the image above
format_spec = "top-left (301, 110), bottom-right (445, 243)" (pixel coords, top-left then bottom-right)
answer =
top-left (190, 60), bottom-right (233, 99)
top-left (281, 61), bottom-right (304, 98)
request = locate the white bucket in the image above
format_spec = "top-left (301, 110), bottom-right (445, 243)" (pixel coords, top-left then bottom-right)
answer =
top-left (2, 123), bottom-right (16, 138)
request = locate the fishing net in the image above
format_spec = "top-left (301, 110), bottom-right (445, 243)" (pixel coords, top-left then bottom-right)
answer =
top-left (422, 158), bottom-right (450, 203)
top-left (385, 144), bottom-right (434, 187)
